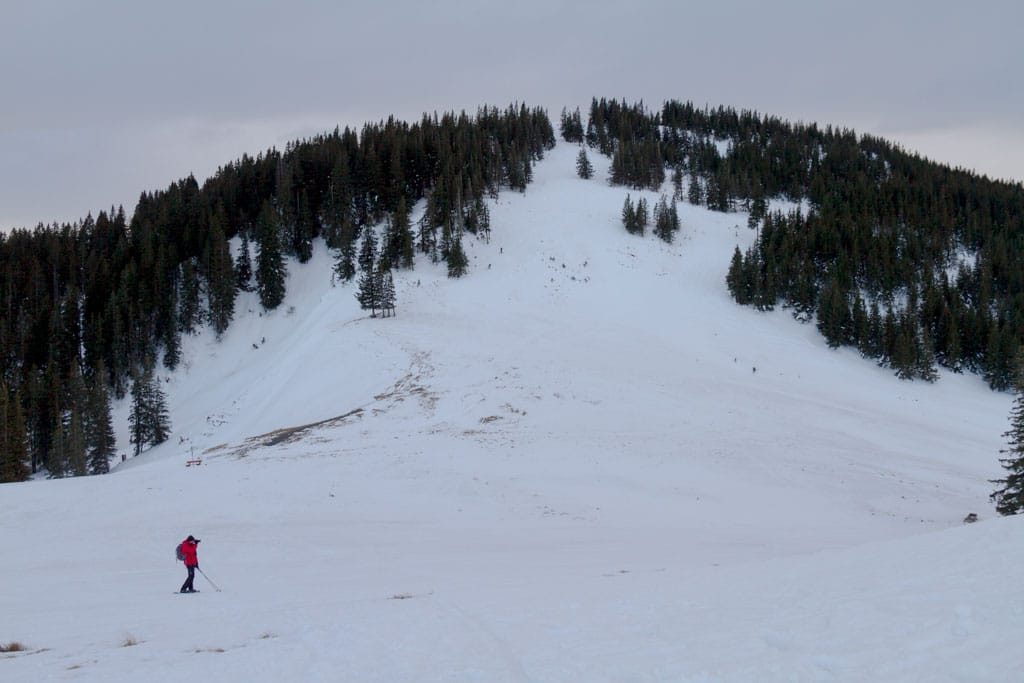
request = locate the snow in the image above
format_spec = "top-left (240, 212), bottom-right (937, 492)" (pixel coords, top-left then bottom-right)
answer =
top-left (2, 141), bottom-right (1021, 682)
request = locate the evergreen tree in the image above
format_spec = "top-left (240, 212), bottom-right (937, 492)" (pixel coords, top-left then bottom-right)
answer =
top-left (468, 197), bottom-right (491, 243)
top-left (687, 169), bottom-right (702, 205)
top-left (150, 376), bottom-right (170, 447)
top-left (992, 350), bottom-right (1024, 515)
top-left (358, 226), bottom-right (378, 274)
top-left (816, 278), bottom-right (848, 349)
top-left (235, 230), bottom-right (254, 292)
top-left (67, 407), bottom-right (87, 477)
top-left (128, 369), bottom-right (147, 457)
top-left (355, 262), bottom-right (379, 316)
top-left (622, 195), bottom-right (636, 234)
top-left (47, 418), bottom-right (69, 478)
top-left (205, 220), bottom-right (237, 337)
top-left (386, 197), bottom-right (415, 269)
top-left (380, 271), bottom-right (397, 317)
top-left (576, 147), bottom-right (593, 179)
top-left (334, 237), bottom-right (357, 283)
top-left (355, 231), bottom-right (380, 315)
top-left (85, 367), bottom-right (116, 474)
top-left (0, 383), bottom-right (31, 483)
top-left (256, 201), bottom-right (288, 310)
top-left (726, 246), bottom-right (746, 304)
top-left (128, 366), bottom-right (171, 455)
top-left (65, 366), bottom-right (88, 477)
top-left (323, 151), bottom-right (352, 247)
top-left (635, 197), bottom-right (649, 234)
top-left (672, 167), bottom-right (684, 202)
top-left (748, 191), bottom-right (768, 230)
top-left (178, 257), bottom-right (203, 333)
top-left (653, 195), bottom-right (679, 243)
top-left (447, 234), bottom-right (468, 278)
top-left (163, 307), bottom-right (182, 371)
top-left (293, 189), bottom-right (315, 263)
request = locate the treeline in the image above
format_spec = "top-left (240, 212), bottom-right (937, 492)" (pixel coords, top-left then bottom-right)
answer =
top-left (581, 97), bottom-right (1024, 388)
top-left (0, 104), bottom-right (554, 481)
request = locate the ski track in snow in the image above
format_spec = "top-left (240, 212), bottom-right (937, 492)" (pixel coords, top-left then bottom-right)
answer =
top-left (2, 141), bottom-right (1022, 682)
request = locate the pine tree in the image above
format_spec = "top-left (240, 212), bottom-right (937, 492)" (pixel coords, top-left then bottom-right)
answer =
top-left (47, 418), bottom-right (69, 478)
top-left (85, 369), bottom-right (116, 474)
top-left (726, 246), bottom-right (746, 304)
top-left (0, 383), bottom-right (31, 483)
top-left (356, 265), bottom-right (379, 316)
top-left (256, 201), bottom-right (288, 310)
top-left (65, 366), bottom-right (88, 477)
top-left (672, 167), bottom-right (684, 202)
top-left (386, 197), bottom-right (415, 269)
top-left (178, 257), bottom-right (203, 334)
top-left (576, 147), bottom-right (593, 179)
top-left (635, 197), bottom-right (649, 235)
top-left (334, 238), bottom-right (357, 283)
top-left (355, 231), bottom-right (380, 315)
top-left (992, 350), bottom-right (1024, 515)
top-left (447, 234), bottom-right (469, 278)
top-left (622, 195), bottom-right (637, 234)
top-left (687, 169), bottom-right (702, 205)
top-left (235, 230), bottom-right (254, 292)
top-left (205, 220), bottom-right (237, 338)
top-left (816, 278), bottom-right (848, 349)
top-left (473, 197), bottom-right (491, 243)
top-left (149, 376), bottom-right (170, 447)
top-left (357, 227), bottom-right (378, 274)
top-left (748, 190), bottom-right (768, 230)
top-left (128, 369), bottom-right (147, 456)
top-left (163, 308), bottom-right (182, 370)
top-left (653, 195), bottom-right (679, 243)
top-left (128, 366), bottom-right (171, 455)
top-left (67, 407), bottom-right (87, 477)
top-left (294, 189), bottom-right (315, 263)
top-left (380, 271), bottom-right (397, 317)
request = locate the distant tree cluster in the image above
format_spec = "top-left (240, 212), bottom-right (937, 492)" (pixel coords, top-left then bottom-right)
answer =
top-left (354, 228), bottom-right (397, 317)
top-left (652, 195), bottom-right (681, 243)
top-left (586, 97), bottom-right (1024, 388)
top-left (0, 103), bottom-right (553, 480)
top-left (621, 194), bottom-right (678, 244)
top-left (559, 107), bottom-right (584, 143)
top-left (621, 195), bottom-right (648, 236)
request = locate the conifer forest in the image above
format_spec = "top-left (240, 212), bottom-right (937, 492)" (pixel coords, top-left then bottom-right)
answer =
top-left (2, 98), bottom-right (1024, 482)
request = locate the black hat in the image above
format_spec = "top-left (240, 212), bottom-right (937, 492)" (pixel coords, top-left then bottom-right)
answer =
top-left (187, 535), bottom-right (195, 541)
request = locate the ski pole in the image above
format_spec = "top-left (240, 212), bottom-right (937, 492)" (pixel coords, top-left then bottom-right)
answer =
top-left (197, 567), bottom-right (221, 592)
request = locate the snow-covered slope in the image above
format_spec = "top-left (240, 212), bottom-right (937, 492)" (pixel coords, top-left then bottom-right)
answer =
top-left (2, 142), bottom-right (1021, 682)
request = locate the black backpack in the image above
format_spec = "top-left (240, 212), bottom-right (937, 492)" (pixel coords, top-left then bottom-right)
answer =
top-left (175, 542), bottom-right (184, 562)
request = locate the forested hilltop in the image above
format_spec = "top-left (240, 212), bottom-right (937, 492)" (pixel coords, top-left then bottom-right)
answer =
top-left (575, 99), bottom-right (1024, 388)
top-left (3, 97), bottom-right (1023, 483)
top-left (0, 105), bottom-right (555, 481)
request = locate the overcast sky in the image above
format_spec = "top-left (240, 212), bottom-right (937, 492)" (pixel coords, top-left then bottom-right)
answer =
top-left (1, 0), bottom-right (1021, 230)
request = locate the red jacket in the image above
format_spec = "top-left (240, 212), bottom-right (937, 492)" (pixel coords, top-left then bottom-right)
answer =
top-left (181, 539), bottom-right (198, 567)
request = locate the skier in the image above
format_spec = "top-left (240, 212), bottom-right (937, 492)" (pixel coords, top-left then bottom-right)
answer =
top-left (179, 535), bottom-right (200, 593)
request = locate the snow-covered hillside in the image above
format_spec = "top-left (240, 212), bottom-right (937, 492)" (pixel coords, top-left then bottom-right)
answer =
top-left (2, 142), bottom-right (1021, 682)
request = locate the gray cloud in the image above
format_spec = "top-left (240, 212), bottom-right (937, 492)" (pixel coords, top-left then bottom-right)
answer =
top-left (2, 0), bottom-right (1021, 229)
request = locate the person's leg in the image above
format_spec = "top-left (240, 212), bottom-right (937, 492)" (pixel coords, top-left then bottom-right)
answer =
top-left (181, 565), bottom-right (195, 592)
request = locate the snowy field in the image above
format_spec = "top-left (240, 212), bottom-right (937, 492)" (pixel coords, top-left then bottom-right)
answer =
top-left (2, 142), bottom-right (1022, 681)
